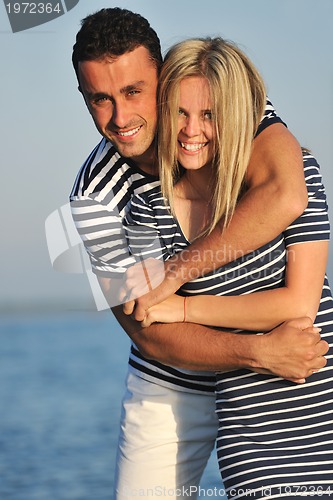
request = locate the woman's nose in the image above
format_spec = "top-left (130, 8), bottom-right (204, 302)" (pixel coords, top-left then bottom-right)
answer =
top-left (183, 115), bottom-right (201, 137)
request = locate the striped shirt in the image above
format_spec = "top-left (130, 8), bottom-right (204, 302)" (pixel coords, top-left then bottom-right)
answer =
top-left (212, 155), bottom-right (333, 497)
top-left (70, 101), bottom-right (285, 393)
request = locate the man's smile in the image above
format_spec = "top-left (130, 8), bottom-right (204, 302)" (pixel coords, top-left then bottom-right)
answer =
top-left (116, 125), bottom-right (142, 138)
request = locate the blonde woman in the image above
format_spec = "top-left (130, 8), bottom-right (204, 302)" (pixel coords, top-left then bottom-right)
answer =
top-left (124, 38), bottom-right (333, 498)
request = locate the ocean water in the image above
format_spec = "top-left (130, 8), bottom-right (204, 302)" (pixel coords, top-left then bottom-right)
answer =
top-left (0, 310), bottom-right (224, 500)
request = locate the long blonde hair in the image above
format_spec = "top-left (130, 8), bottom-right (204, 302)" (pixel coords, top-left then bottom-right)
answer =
top-left (158, 37), bottom-right (266, 235)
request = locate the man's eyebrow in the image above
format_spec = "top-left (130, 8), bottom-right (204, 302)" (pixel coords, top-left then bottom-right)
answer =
top-left (86, 91), bottom-right (109, 100)
top-left (120, 81), bottom-right (146, 94)
top-left (86, 81), bottom-right (146, 100)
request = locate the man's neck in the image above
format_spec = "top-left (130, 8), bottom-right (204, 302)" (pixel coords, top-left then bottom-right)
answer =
top-left (132, 147), bottom-right (157, 176)
top-left (135, 159), bottom-right (158, 176)
top-left (112, 140), bottom-right (158, 176)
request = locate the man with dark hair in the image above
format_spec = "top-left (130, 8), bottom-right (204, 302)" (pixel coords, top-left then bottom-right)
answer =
top-left (70, 8), bottom-right (327, 499)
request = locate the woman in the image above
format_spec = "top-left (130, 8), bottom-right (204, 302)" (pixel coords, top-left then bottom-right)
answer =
top-left (124, 38), bottom-right (333, 498)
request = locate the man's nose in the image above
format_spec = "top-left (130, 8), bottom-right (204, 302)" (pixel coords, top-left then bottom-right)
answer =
top-left (112, 101), bottom-right (131, 128)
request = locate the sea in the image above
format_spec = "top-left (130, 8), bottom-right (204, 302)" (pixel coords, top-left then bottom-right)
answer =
top-left (0, 309), bottom-right (226, 500)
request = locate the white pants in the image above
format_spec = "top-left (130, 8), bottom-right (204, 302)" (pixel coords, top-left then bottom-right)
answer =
top-left (114, 371), bottom-right (218, 500)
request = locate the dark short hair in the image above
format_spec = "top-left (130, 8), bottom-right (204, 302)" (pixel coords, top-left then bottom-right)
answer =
top-left (72, 7), bottom-right (162, 80)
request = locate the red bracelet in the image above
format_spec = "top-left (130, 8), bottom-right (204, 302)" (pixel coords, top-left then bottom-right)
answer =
top-left (183, 296), bottom-right (187, 322)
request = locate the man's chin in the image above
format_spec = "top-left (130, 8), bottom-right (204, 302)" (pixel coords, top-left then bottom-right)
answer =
top-left (110, 136), bottom-right (155, 163)
top-left (113, 143), bottom-right (145, 160)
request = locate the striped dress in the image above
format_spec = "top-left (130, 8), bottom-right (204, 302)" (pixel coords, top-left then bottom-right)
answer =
top-left (125, 152), bottom-right (333, 499)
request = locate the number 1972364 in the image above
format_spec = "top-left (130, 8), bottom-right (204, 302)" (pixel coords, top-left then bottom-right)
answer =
top-left (6, 3), bottom-right (61, 14)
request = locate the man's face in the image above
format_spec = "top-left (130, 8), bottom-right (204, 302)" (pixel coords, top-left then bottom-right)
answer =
top-left (78, 46), bottom-right (158, 169)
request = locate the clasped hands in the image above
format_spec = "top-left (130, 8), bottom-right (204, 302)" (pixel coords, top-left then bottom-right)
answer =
top-left (118, 257), bottom-right (182, 323)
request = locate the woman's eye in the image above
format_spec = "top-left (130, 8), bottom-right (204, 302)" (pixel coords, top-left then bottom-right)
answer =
top-left (178, 109), bottom-right (186, 116)
top-left (204, 111), bottom-right (213, 120)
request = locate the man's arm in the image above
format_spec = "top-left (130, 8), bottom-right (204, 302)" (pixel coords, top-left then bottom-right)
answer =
top-left (112, 304), bottom-right (328, 383)
top-left (124, 124), bottom-right (308, 320)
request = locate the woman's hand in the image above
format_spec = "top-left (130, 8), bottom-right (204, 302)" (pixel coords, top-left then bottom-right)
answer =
top-left (140, 294), bottom-right (185, 327)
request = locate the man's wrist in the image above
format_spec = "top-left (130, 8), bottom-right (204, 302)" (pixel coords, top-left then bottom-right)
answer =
top-left (238, 333), bottom-right (267, 371)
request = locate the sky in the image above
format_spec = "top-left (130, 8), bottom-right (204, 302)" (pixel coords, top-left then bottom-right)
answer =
top-left (1, 0), bottom-right (332, 311)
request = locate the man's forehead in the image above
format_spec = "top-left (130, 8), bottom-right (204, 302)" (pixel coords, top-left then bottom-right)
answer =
top-left (81, 46), bottom-right (157, 69)
top-left (78, 48), bottom-right (158, 85)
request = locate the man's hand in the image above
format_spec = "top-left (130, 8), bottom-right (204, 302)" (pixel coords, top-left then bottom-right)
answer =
top-left (121, 257), bottom-right (182, 319)
top-left (255, 317), bottom-right (328, 383)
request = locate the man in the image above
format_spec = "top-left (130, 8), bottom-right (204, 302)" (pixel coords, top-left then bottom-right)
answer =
top-left (70, 8), bottom-right (328, 499)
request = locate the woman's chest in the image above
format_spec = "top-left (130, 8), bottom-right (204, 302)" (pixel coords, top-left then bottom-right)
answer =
top-left (173, 196), bottom-right (212, 242)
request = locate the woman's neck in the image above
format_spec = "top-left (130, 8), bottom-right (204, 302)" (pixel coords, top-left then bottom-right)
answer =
top-left (173, 166), bottom-right (214, 241)
top-left (177, 165), bottom-right (214, 202)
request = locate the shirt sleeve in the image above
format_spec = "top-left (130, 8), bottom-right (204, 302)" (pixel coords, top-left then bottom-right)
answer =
top-left (284, 151), bottom-right (330, 247)
top-left (255, 98), bottom-right (287, 137)
top-left (70, 194), bottom-right (136, 278)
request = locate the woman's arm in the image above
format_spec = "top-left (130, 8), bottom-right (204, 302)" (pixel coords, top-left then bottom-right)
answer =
top-left (141, 241), bottom-right (328, 330)
top-left (188, 241), bottom-right (327, 330)
top-left (142, 152), bottom-right (330, 331)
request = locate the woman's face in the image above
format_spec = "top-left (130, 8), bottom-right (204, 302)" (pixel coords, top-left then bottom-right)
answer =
top-left (177, 76), bottom-right (215, 171)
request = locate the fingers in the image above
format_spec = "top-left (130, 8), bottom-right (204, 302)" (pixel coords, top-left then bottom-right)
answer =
top-left (118, 258), bottom-right (165, 308)
top-left (286, 316), bottom-right (314, 331)
top-left (123, 300), bottom-right (135, 316)
top-left (317, 339), bottom-right (329, 356)
top-left (302, 325), bottom-right (328, 345)
top-left (122, 295), bottom-right (152, 323)
top-left (316, 352), bottom-right (328, 368)
top-left (140, 315), bottom-right (152, 328)
top-left (132, 303), bottom-right (146, 322)
top-left (286, 377), bottom-right (306, 384)
top-left (302, 326), bottom-right (328, 374)
top-left (118, 279), bottom-right (149, 304)
top-left (302, 326), bottom-right (329, 357)
top-left (302, 325), bottom-right (321, 335)
top-left (264, 319), bottom-right (329, 381)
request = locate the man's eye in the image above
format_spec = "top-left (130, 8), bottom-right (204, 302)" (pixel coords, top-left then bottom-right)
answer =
top-left (92, 96), bottom-right (110, 105)
top-left (128, 90), bottom-right (140, 96)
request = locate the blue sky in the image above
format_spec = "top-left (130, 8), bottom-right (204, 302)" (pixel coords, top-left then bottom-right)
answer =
top-left (1, 0), bottom-right (332, 309)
